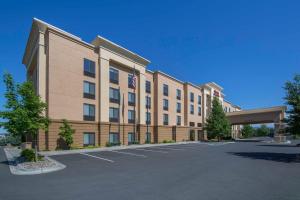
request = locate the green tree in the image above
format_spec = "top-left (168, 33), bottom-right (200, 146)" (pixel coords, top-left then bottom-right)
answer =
top-left (241, 124), bottom-right (254, 138)
top-left (205, 97), bottom-right (231, 141)
top-left (59, 119), bottom-right (75, 149)
top-left (284, 74), bottom-right (300, 136)
top-left (0, 73), bottom-right (49, 161)
top-left (256, 125), bottom-right (270, 137)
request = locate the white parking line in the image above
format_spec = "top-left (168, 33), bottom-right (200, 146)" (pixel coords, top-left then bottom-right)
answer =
top-left (110, 150), bottom-right (147, 158)
top-left (134, 148), bottom-right (168, 153)
top-left (153, 147), bottom-right (185, 151)
top-left (79, 153), bottom-right (114, 163)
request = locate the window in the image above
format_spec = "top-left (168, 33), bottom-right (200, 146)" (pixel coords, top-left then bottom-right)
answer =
top-left (163, 114), bottom-right (169, 125)
top-left (176, 102), bottom-right (181, 113)
top-left (128, 110), bottom-right (135, 124)
top-left (83, 81), bottom-right (95, 99)
top-left (109, 132), bottom-right (120, 145)
top-left (146, 81), bottom-right (151, 93)
top-left (163, 99), bottom-right (169, 111)
top-left (84, 58), bottom-right (95, 77)
top-left (176, 89), bottom-right (181, 100)
top-left (163, 84), bottom-right (168, 96)
top-left (83, 104), bottom-right (95, 121)
top-left (128, 74), bottom-right (136, 89)
top-left (190, 92), bottom-right (194, 102)
top-left (198, 106), bottom-right (201, 116)
top-left (229, 107), bottom-right (231, 112)
top-left (83, 132), bottom-right (95, 146)
top-left (128, 132), bottom-right (135, 145)
top-left (128, 92), bottom-right (135, 106)
top-left (146, 112), bottom-right (151, 124)
top-left (109, 107), bottom-right (119, 122)
top-left (190, 104), bottom-right (194, 114)
top-left (109, 87), bottom-right (120, 103)
top-left (109, 67), bottom-right (119, 84)
top-left (176, 116), bottom-right (181, 126)
top-left (145, 132), bottom-right (151, 143)
top-left (146, 96), bottom-right (151, 109)
top-left (197, 123), bottom-right (202, 127)
top-left (198, 95), bottom-right (201, 105)
top-left (189, 122), bottom-right (195, 127)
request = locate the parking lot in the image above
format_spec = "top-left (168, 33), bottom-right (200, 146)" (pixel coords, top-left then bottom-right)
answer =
top-left (1, 141), bottom-right (300, 200)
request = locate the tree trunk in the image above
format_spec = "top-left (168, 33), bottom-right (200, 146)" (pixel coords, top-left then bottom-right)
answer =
top-left (34, 134), bottom-right (38, 162)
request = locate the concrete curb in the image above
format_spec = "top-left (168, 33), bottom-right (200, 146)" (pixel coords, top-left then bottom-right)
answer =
top-left (4, 147), bottom-right (66, 175)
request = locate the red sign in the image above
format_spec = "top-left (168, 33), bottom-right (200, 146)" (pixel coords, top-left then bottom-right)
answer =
top-left (214, 90), bottom-right (220, 97)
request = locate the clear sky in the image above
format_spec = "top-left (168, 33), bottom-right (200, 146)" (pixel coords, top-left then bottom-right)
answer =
top-left (0, 0), bottom-right (299, 133)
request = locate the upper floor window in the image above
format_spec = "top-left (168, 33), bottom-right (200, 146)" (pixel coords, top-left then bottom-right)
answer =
top-left (163, 99), bottom-right (169, 111)
top-left (198, 95), bottom-right (201, 105)
top-left (109, 87), bottom-right (120, 103)
top-left (146, 96), bottom-right (151, 109)
top-left (109, 107), bottom-right (119, 122)
top-left (146, 80), bottom-right (151, 93)
top-left (83, 81), bottom-right (95, 99)
top-left (84, 58), bottom-right (95, 78)
top-left (190, 92), bottom-right (194, 102)
top-left (128, 110), bottom-right (135, 124)
top-left (146, 112), bottom-right (151, 124)
top-left (198, 106), bottom-right (201, 116)
top-left (83, 103), bottom-right (95, 121)
top-left (163, 114), bottom-right (169, 125)
top-left (176, 116), bottom-right (181, 126)
top-left (176, 102), bottom-right (181, 113)
top-left (128, 92), bottom-right (135, 106)
top-left (163, 84), bottom-right (168, 96)
top-left (189, 122), bottom-right (195, 127)
top-left (176, 89), bottom-right (181, 100)
top-left (197, 123), bottom-right (202, 127)
top-left (190, 104), bottom-right (194, 114)
top-left (110, 67), bottom-right (119, 84)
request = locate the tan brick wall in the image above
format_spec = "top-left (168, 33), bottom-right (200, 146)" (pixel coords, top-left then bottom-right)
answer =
top-left (174, 126), bottom-right (189, 142)
top-left (155, 126), bottom-right (173, 143)
top-left (139, 125), bottom-right (154, 144)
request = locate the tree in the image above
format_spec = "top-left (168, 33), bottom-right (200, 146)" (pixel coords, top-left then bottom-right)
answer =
top-left (205, 97), bottom-right (231, 141)
top-left (256, 125), bottom-right (270, 137)
top-left (284, 74), bottom-right (300, 136)
top-left (0, 73), bottom-right (49, 161)
top-left (241, 124), bottom-right (254, 138)
top-left (59, 119), bottom-right (75, 149)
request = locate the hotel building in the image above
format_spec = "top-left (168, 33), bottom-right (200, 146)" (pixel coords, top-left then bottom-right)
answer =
top-left (22, 19), bottom-right (241, 150)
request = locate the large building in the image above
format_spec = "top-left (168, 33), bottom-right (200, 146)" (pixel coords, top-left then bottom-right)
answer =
top-left (22, 19), bottom-right (241, 150)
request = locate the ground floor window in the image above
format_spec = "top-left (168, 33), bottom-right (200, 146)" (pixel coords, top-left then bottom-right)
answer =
top-left (109, 132), bottom-right (120, 145)
top-left (128, 132), bottom-right (135, 145)
top-left (145, 132), bottom-right (151, 143)
top-left (83, 132), bottom-right (95, 146)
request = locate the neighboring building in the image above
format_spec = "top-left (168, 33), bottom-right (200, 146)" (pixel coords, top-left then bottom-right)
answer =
top-left (22, 18), bottom-right (241, 150)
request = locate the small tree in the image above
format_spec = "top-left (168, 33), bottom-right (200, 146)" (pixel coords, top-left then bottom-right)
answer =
top-left (59, 119), bottom-right (75, 149)
top-left (256, 124), bottom-right (270, 137)
top-left (241, 124), bottom-right (254, 138)
top-left (284, 74), bottom-right (300, 136)
top-left (0, 73), bottom-right (49, 161)
top-left (205, 97), bottom-right (231, 141)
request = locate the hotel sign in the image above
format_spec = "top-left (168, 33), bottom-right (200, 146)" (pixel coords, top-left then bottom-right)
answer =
top-left (213, 90), bottom-right (220, 97)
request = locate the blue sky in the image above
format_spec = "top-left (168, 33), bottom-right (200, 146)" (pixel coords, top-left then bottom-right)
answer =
top-left (0, 0), bottom-right (299, 133)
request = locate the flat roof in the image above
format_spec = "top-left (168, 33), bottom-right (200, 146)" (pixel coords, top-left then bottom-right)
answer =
top-left (226, 106), bottom-right (286, 116)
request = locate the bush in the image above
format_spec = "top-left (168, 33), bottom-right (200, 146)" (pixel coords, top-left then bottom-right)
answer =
top-left (21, 149), bottom-right (35, 162)
top-left (162, 140), bottom-right (175, 143)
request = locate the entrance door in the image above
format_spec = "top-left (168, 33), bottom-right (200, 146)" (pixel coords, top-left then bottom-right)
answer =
top-left (189, 130), bottom-right (195, 141)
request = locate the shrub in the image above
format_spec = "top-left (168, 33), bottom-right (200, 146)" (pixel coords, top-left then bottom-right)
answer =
top-left (21, 149), bottom-right (35, 162)
top-left (162, 140), bottom-right (175, 143)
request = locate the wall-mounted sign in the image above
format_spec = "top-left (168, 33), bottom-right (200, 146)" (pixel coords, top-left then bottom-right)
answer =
top-left (213, 90), bottom-right (220, 97)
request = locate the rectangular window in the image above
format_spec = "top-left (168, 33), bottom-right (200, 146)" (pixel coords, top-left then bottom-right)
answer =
top-left (109, 67), bottom-right (119, 84)
top-left (109, 107), bottom-right (119, 122)
top-left (163, 84), bottom-right (168, 96)
top-left (176, 89), bottom-right (181, 100)
top-left (128, 92), bottom-right (135, 106)
top-left (83, 132), bottom-right (95, 146)
top-left (190, 92), bottom-right (194, 102)
top-left (189, 122), bottom-right (195, 127)
top-left (163, 99), bottom-right (169, 111)
top-left (128, 132), bottom-right (135, 145)
top-left (146, 96), bottom-right (151, 109)
top-left (128, 110), bottom-right (135, 124)
top-left (146, 80), bottom-right (151, 93)
top-left (198, 95), bottom-right (201, 105)
top-left (198, 106), bottom-right (201, 116)
top-left (197, 123), bottom-right (202, 127)
top-left (145, 132), bottom-right (151, 143)
top-left (83, 81), bottom-right (95, 99)
top-left (109, 87), bottom-right (120, 103)
top-left (190, 104), bottom-right (194, 114)
top-left (146, 112), bottom-right (151, 124)
top-left (83, 104), bottom-right (95, 121)
top-left (176, 102), bottom-right (181, 113)
top-left (176, 116), bottom-right (181, 126)
top-left (84, 58), bottom-right (95, 78)
top-left (163, 114), bottom-right (169, 125)
top-left (109, 132), bottom-right (120, 145)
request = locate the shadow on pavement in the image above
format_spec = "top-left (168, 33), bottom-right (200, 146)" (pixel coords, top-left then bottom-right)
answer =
top-left (256, 144), bottom-right (298, 148)
top-left (228, 152), bottom-right (300, 163)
